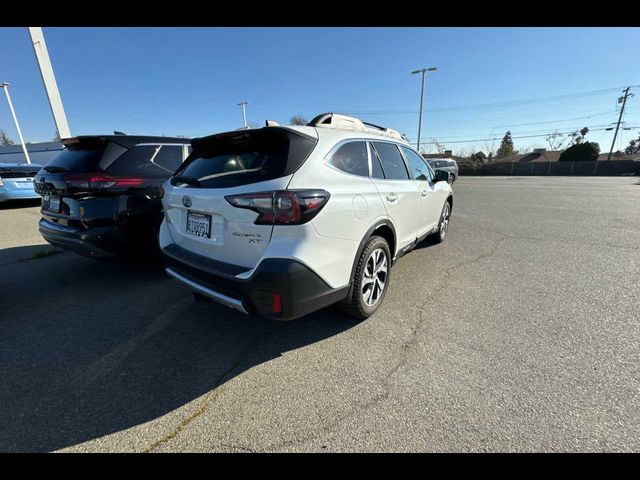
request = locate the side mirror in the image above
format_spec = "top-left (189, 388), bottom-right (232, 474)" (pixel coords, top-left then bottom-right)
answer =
top-left (433, 169), bottom-right (450, 183)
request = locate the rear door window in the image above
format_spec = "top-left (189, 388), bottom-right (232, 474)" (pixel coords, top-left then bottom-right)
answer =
top-left (327, 141), bottom-right (369, 177)
top-left (152, 145), bottom-right (184, 174)
top-left (370, 143), bottom-right (386, 179)
top-left (106, 145), bottom-right (168, 179)
top-left (371, 142), bottom-right (409, 180)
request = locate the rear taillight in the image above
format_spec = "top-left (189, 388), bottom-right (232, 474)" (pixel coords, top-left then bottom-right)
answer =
top-left (225, 190), bottom-right (330, 225)
top-left (64, 173), bottom-right (146, 191)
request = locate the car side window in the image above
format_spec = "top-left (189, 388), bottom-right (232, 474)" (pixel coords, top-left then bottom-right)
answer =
top-left (153, 145), bottom-right (184, 173)
top-left (371, 142), bottom-right (409, 180)
top-left (401, 146), bottom-right (432, 182)
top-left (327, 141), bottom-right (369, 177)
top-left (369, 143), bottom-right (386, 179)
top-left (106, 145), bottom-right (168, 179)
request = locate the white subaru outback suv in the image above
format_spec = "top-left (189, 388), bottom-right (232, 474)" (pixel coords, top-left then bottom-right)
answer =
top-left (159, 113), bottom-right (453, 321)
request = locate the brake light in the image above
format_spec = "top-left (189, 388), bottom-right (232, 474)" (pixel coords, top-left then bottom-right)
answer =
top-left (272, 293), bottom-right (282, 314)
top-left (225, 190), bottom-right (330, 225)
top-left (64, 173), bottom-right (145, 191)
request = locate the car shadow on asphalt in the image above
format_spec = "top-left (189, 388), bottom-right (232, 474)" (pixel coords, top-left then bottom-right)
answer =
top-left (0, 198), bottom-right (42, 210)
top-left (0, 249), bottom-right (360, 452)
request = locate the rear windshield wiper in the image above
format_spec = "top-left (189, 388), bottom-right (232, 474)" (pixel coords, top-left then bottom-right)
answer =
top-left (43, 165), bottom-right (69, 173)
top-left (172, 175), bottom-right (202, 187)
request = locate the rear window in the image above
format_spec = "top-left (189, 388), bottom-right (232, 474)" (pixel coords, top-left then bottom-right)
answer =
top-left (46, 148), bottom-right (105, 173)
top-left (328, 141), bottom-right (369, 177)
top-left (173, 128), bottom-right (317, 189)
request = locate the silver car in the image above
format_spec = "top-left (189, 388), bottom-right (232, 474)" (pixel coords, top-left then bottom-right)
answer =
top-left (0, 163), bottom-right (43, 202)
top-left (427, 159), bottom-right (458, 183)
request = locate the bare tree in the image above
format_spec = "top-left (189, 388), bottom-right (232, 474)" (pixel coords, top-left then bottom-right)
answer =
top-left (429, 137), bottom-right (445, 154)
top-left (482, 138), bottom-right (497, 159)
top-left (519, 145), bottom-right (532, 154)
top-left (289, 115), bottom-right (308, 126)
top-left (545, 131), bottom-right (564, 150)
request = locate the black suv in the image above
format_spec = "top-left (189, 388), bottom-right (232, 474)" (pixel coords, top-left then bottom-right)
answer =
top-left (34, 134), bottom-right (191, 258)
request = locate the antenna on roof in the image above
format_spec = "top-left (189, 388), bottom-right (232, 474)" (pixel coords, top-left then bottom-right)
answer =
top-left (113, 131), bottom-right (126, 135)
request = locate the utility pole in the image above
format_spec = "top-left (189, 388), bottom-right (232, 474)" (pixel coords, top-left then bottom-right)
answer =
top-left (28, 27), bottom-right (71, 139)
top-left (237, 101), bottom-right (248, 129)
top-left (607, 87), bottom-right (632, 161)
top-left (0, 82), bottom-right (31, 164)
top-left (411, 67), bottom-right (437, 152)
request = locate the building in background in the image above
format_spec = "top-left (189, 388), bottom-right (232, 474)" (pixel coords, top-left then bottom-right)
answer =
top-left (0, 141), bottom-right (62, 165)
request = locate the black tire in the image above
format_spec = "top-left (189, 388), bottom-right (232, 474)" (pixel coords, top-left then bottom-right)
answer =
top-left (342, 235), bottom-right (391, 320)
top-left (429, 200), bottom-right (451, 244)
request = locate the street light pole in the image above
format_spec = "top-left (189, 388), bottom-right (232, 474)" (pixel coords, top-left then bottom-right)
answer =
top-left (411, 67), bottom-right (437, 152)
top-left (237, 101), bottom-right (248, 129)
top-left (0, 82), bottom-right (31, 164)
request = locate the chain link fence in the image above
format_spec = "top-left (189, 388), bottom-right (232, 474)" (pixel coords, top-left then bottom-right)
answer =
top-left (459, 160), bottom-right (639, 176)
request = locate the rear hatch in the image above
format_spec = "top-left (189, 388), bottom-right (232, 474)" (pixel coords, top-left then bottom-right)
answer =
top-left (0, 164), bottom-right (41, 190)
top-left (34, 137), bottom-right (170, 225)
top-left (162, 127), bottom-right (318, 268)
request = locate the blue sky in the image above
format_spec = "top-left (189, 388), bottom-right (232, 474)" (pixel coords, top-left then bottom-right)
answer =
top-left (1, 27), bottom-right (639, 154)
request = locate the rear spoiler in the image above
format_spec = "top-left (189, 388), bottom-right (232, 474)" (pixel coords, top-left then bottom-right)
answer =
top-left (190, 126), bottom-right (317, 152)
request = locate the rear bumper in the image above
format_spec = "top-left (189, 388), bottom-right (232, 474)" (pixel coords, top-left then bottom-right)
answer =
top-left (0, 187), bottom-right (41, 202)
top-left (162, 243), bottom-right (349, 321)
top-left (38, 218), bottom-right (128, 257)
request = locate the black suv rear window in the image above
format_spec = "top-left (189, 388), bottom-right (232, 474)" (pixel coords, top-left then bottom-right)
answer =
top-left (173, 128), bottom-right (317, 189)
top-left (46, 147), bottom-right (105, 173)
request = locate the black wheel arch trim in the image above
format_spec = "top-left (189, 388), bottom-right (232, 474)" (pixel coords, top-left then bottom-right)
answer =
top-left (347, 219), bottom-right (397, 299)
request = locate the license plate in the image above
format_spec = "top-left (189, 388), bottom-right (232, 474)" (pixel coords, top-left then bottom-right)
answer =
top-left (186, 211), bottom-right (212, 239)
top-left (44, 195), bottom-right (61, 213)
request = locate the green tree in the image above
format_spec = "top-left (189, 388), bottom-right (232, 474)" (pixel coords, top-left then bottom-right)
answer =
top-left (289, 115), bottom-right (308, 126)
top-left (470, 151), bottom-right (487, 163)
top-left (496, 131), bottom-right (516, 158)
top-left (0, 129), bottom-right (15, 146)
top-left (558, 142), bottom-right (600, 162)
top-left (625, 134), bottom-right (640, 155)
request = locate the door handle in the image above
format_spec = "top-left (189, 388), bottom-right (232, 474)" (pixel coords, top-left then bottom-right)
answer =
top-left (421, 189), bottom-right (429, 197)
top-left (386, 193), bottom-right (398, 202)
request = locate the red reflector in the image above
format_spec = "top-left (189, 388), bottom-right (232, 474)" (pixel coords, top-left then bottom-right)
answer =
top-left (272, 293), bottom-right (282, 314)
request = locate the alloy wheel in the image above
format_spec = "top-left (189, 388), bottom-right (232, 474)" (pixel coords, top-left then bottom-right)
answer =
top-left (362, 248), bottom-right (388, 307)
top-left (440, 203), bottom-right (450, 240)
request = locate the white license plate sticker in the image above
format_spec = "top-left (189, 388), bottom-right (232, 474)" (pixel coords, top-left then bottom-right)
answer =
top-left (186, 211), bottom-right (212, 239)
top-left (45, 196), bottom-right (60, 213)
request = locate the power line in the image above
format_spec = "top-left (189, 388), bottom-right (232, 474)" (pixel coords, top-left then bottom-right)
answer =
top-left (409, 125), bottom-right (640, 145)
top-left (345, 86), bottom-right (640, 116)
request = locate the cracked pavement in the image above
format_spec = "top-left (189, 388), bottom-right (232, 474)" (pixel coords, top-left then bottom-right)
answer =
top-left (0, 177), bottom-right (638, 452)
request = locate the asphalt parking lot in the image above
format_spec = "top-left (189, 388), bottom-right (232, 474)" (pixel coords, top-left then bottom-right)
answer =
top-left (0, 177), bottom-right (638, 452)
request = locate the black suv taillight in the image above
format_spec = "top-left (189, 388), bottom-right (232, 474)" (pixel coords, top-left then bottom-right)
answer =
top-left (225, 190), bottom-right (330, 225)
top-left (64, 172), bottom-right (146, 191)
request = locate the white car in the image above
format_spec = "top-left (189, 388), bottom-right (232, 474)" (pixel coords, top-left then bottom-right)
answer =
top-left (159, 113), bottom-right (453, 321)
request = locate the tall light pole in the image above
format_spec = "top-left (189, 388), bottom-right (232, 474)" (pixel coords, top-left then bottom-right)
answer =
top-left (411, 67), bottom-right (437, 152)
top-left (28, 27), bottom-right (71, 140)
top-left (237, 101), bottom-right (248, 129)
top-left (0, 82), bottom-right (32, 164)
